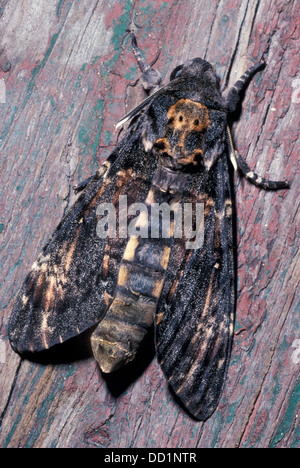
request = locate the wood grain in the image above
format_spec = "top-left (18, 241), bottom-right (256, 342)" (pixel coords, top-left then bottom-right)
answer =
top-left (0, 0), bottom-right (299, 448)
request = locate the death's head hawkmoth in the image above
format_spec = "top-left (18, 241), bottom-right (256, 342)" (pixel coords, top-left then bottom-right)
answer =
top-left (8, 34), bottom-right (289, 421)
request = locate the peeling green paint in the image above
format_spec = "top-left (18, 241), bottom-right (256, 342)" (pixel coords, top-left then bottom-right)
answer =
top-left (90, 98), bottom-right (104, 167)
top-left (104, 129), bottom-right (113, 146)
top-left (291, 424), bottom-right (299, 448)
top-left (111, 0), bottom-right (132, 51)
top-left (269, 376), bottom-right (300, 447)
top-left (124, 63), bottom-right (138, 80)
top-left (78, 98), bottom-right (104, 179)
top-left (78, 126), bottom-right (89, 146)
top-left (227, 400), bottom-right (240, 423)
top-left (22, 365), bottom-right (74, 448)
top-left (4, 413), bottom-right (22, 448)
top-left (56, 0), bottom-right (64, 17)
top-left (22, 33), bottom-right (60, 110)
top-left (102, 0), bottom-right (132, 75)
top-left (0, 105), bottom-right (18, 142)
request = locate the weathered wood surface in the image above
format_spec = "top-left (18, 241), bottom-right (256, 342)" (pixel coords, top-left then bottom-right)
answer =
top-left (0, 0), bottom-right (299, 448)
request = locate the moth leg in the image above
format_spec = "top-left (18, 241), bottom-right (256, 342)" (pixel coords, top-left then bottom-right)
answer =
top-left (227, 124), bottom-right (289, 189)
top-left (236, 152), bottom-right (290, 189)
top-left (226, 125), bottom-right (238, 171)
top-left (225, 59), bottom-right (266, 113)
top-left (131, 33), bottom-right (162, 92)
top-left (226, 61), bottom-right (289, 189)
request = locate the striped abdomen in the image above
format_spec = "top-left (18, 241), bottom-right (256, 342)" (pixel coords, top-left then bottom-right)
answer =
top-left (91, 161), bottom-right (188, 373)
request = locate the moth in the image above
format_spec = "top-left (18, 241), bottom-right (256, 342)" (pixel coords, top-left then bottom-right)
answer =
top-left (8, 34), bottom-right (289, 421)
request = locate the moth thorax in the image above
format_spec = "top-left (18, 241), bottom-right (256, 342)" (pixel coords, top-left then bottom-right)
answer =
top-left (153, 99), bottom-right (210, 169)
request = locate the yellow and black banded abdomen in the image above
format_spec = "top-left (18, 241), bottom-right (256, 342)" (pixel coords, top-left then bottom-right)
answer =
top-left (91, 163), bottom-right (189, 373)
top-left (91, 239), bottom-right (170, 373)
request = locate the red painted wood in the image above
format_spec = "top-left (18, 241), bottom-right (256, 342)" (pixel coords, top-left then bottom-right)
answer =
top-left (0, 0), bottom-right (299, 448)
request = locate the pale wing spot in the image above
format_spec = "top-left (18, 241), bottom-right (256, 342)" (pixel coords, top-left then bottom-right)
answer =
top-left (215, 208), bottom-right (225, 219)
top-left (32, 261), bottom-right (39, 272)
top-left (143, 138), bottom-right (154, 151)
top-left (41, 313), bottom-right (51, 349)
top-left (32, 254), bottom-right (50, 272)
top-left (65, 227), bottom-right (80, 273)
top-left (65, 239), bottom-right (77, 273)
top-left (218, 358), bottom-right (225, 369)
top-left (22, 295), bottom-right (29, 306)
top-left (225, 198), bottom-right (233, 217)
top-left (226, 206), bottom-right (232, 217)
top-left (60, 273), bottom-right (67, 285)
top-left (117, 169), bottom-right (127, 178)
top-left (44, 275), bottom-right (56, 311)
top-left (40, 262), bottom-right (49, 273)
top-left (101, 161), bottom-right (111, 180)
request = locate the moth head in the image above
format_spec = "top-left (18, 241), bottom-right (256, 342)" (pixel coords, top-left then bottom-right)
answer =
top-left (170, 58), bottom-right (221, 90)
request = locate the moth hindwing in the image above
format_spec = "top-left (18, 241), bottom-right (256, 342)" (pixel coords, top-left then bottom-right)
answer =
top-left (9, 35), bottom-right (289, 421)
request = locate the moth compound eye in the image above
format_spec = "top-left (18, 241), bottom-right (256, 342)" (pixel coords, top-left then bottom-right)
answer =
top-left (170, 64), bottom-right (183, 81)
